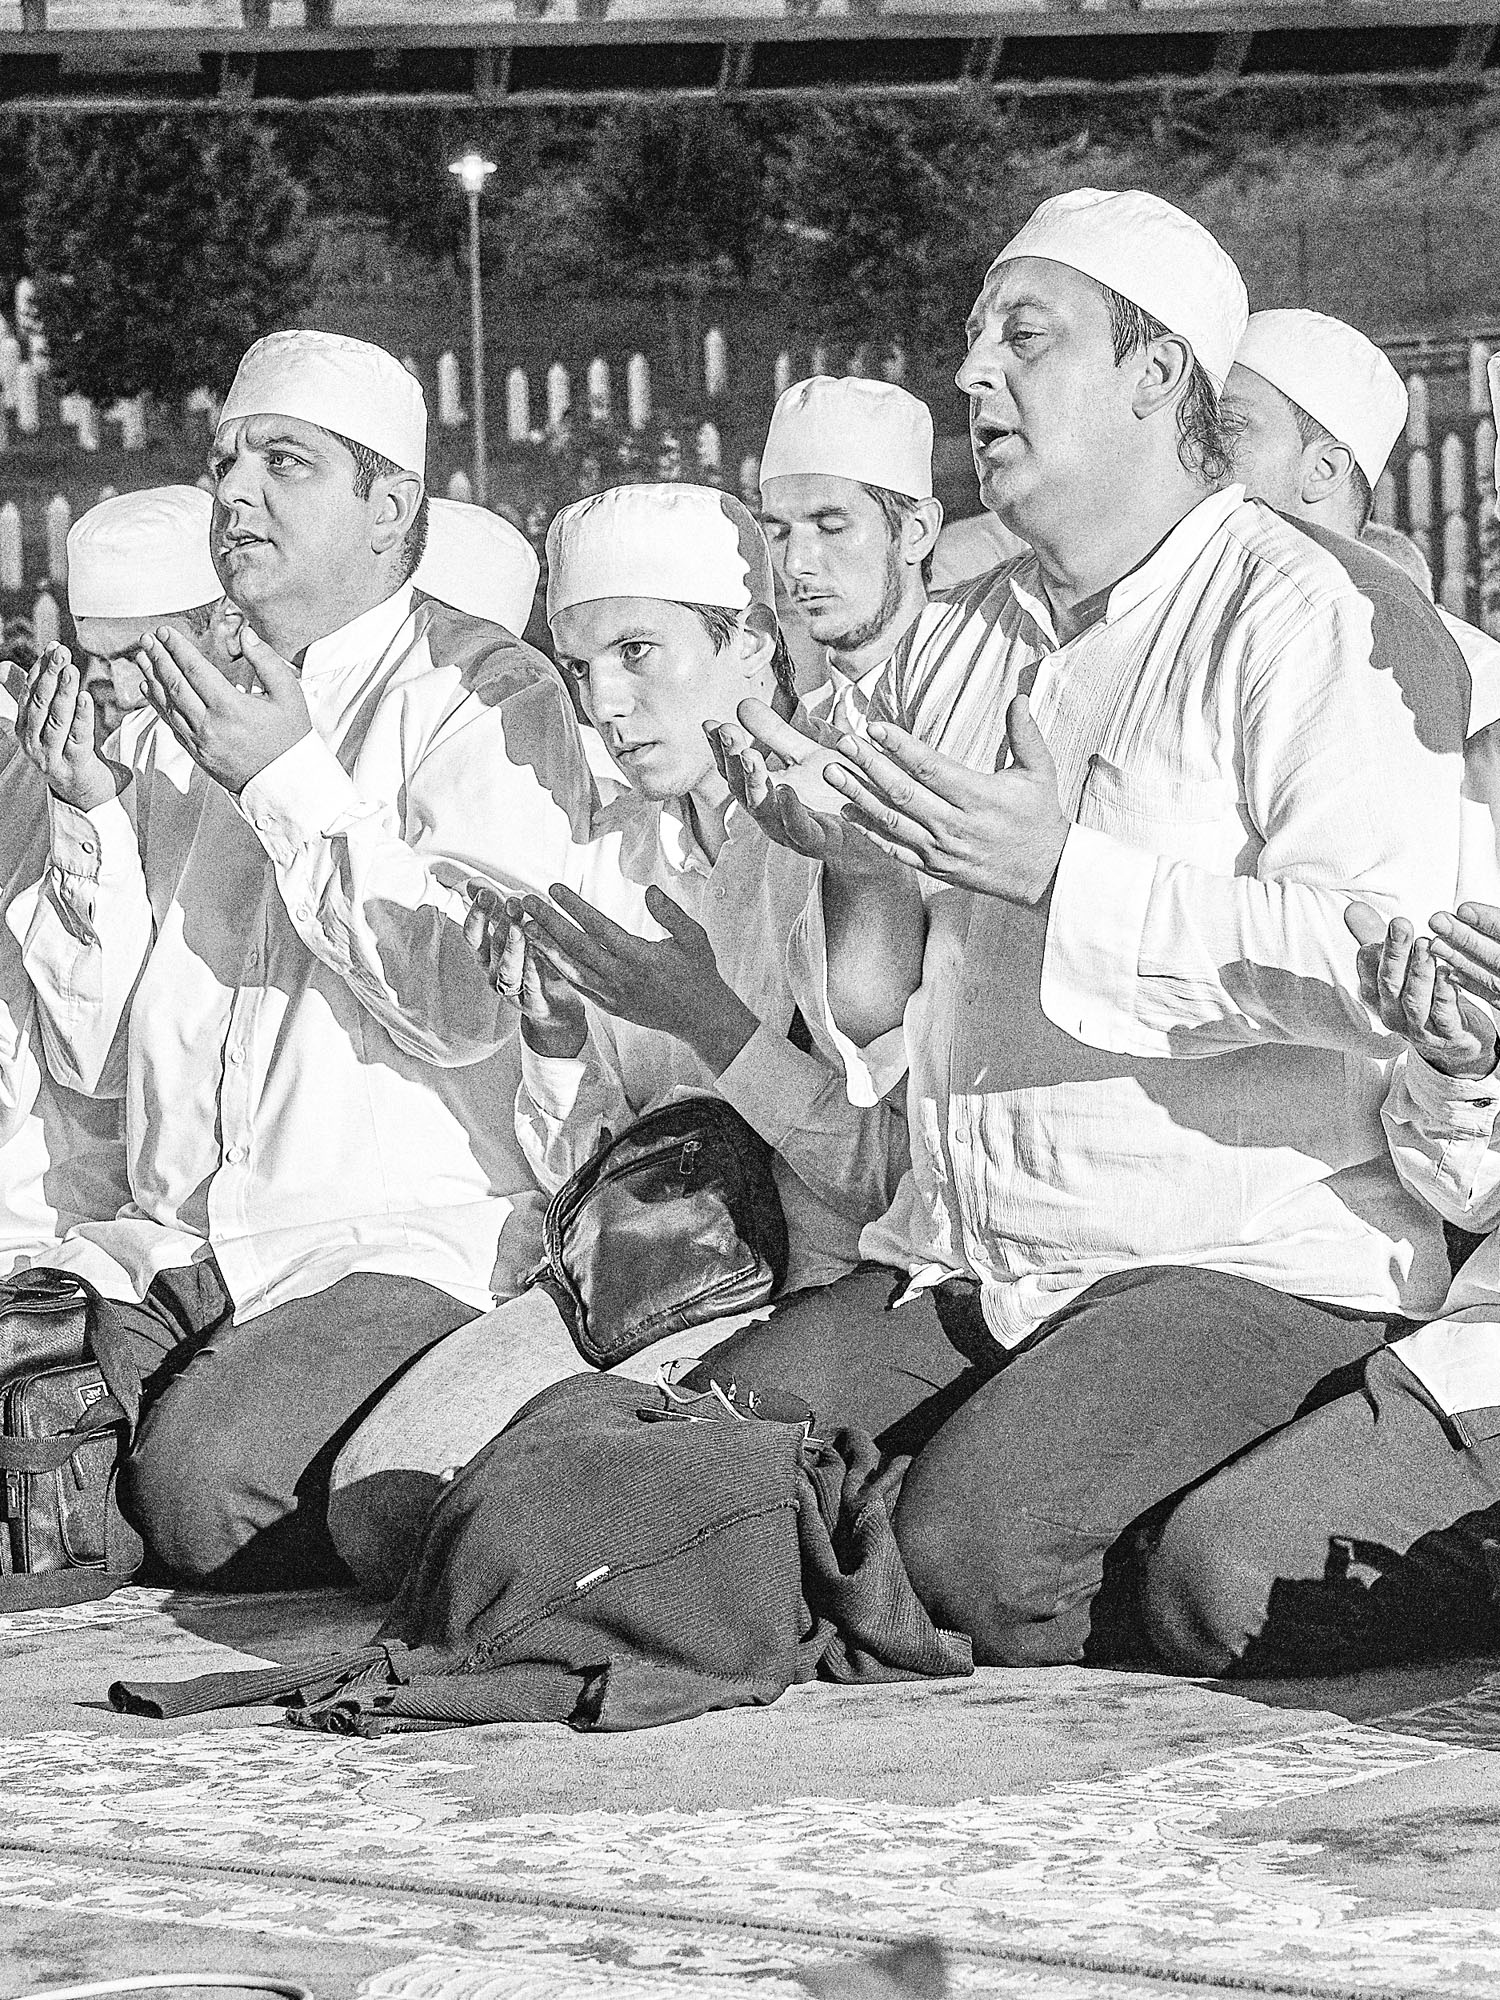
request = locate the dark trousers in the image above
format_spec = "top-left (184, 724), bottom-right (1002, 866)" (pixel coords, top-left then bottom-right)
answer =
top-left (1143, 1343), bottom-right (1500, 1677)
top-left (682, 1262), bottom-right (1402, 1668)
top-left (97, 1256), bottom-right (477, 1591)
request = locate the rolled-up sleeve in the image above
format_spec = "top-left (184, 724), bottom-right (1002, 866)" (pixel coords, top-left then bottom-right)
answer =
top-left (1042, 588), bottom-right (1463, 1061)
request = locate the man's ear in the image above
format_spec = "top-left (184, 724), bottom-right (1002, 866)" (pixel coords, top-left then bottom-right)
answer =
top-left (1300, 437), bottom-right (1359, 508)
top-left (739, 603), bottom-right (778, 679)
top-left (369, 469), bottom-right (424, 558)
top-left (1130, 333), bottom-right (1194, 422)
top-left (903, 497), bottom-right (944, 570)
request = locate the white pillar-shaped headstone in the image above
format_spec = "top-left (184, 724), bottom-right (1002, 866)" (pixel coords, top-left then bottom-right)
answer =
top-left (45, 493), bottom-right (70, 586)
top-left (739, 454), bottom-right (760, 505)
top-left (0, 332), bottom-right (21, 409)
top-left (546, 363), bottom-right (570, 434)
top-left (1405, 372), bottom-right (1430, 452)
top-left (882, 341), bottom-right (908, 384)
top-left (14, 363), bottom-right (39, 436)
top-left (657, 429), bottom-right (682, 481)
top-left (32, 586), bottom-right (59, 650)
top-left (447, 469), bottom-right (473, 504)
top-left (57, 392), bottom-right (82, 432)
top-left (1406, 447), bottom-right (1433, 533)
top-left (402, 355), bottom-right (420, 379)
top-left (1442, 513), bottom-right (1470, 617)
top-left (704, 327), bottom-right (727, 399)
top-left (587, 356), bottom-right (610, 427)
top-left (1441, 432), bottom-right (1468, 519)
top-left (810, 343), bottom-right (830, 379)
top-left (696, 421), bottom-right (722, 477)
top-left (627, 354), bottom-right (651, 433)
top-left (97, 484), bottom-right (118, 504)
top-left (1477, 419), bottom-right (1497, 500)
top-left (0, 502), bottom-right (22, 590)
top-left (0, 400), bottom-right (11, 455)
top-left (506, 367), bottom-right (530, 445)
top-left (186, 386), bottom-right (220, 428)
top-left (1373, 468), bottom-right (1397, 527)
top-left (774, 351), bottom-right (793, 398)
top-left (29, 331), bottom-right (48, 377)
top-left (437, 351), bottom-right (464, 429)
top-left (1471, 340), bottom-right (1493, 416)
top-left (74, 400), bottom-right (99, 453)
top-left (112, 396), bottom-right (146, 452)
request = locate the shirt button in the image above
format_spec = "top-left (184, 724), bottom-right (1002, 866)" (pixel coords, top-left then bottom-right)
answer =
top-left (225, 1144), bottom-right (247, 1165)
top-left (246, 949), bottom-right (259, 970)
top-left (296, 905), bottom-right (312, 923)
top-left (227, 1047), bottom-right (244, 1066)
top-left (79, 839), bottom-right (96, 857)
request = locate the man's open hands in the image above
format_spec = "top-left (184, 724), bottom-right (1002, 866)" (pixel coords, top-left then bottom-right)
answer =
top-left (465, 883), bottom-right (588, 1060)
top-left (1346, 901), bottom-right (1498, 1080)
top-left (510, 882), bottom-right (758, 1078)
top-left (135, 624), bottom-right (311, 796)
top-left (14, 644), bottom-right (126, 812)
top-left (708, 700), bottom-right (891, 877)
top-left (821, 693), bottom-right (1069, 905)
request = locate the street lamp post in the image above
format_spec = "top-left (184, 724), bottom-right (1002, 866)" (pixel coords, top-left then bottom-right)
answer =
top-left (448, 149), bottom-right (497, 506)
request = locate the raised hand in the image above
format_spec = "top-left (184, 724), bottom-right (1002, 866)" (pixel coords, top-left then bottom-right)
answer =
top-left (463, 883), bottom-right (586, 1059)
top-left (513, 882), bottom-right (758, 1077)
top-left (708, 698), bottom-right (889, 877)
top-left (822, 692), bottom-right (1069, 905)
top-left (1345, 901), bottom-right (1498, 1079)
top-left (134, 623), bottom-right (311, 795)
top-left (15, 644), bottom-right (127, 812)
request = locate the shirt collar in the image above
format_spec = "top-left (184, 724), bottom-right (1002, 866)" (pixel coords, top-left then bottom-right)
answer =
top-left (297, 582), bottom-right (416, 686)
top-left (656, 794), bottom-right (745, 880)
top-left (1006, 486), bottom-right (1246, 643)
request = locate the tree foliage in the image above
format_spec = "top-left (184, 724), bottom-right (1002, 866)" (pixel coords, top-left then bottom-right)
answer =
top-left (26, 115), bottom-right (312, 403)
top-left (583, 101), bottom-right (765, 284)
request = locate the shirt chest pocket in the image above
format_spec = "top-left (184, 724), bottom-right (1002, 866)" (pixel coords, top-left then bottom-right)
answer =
top-left (1076, 755), bottom-right (1252, 873)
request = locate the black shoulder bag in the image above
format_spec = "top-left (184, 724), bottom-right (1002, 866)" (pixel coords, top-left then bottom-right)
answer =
top-left (542, 1095), bottom-right (790, 1370)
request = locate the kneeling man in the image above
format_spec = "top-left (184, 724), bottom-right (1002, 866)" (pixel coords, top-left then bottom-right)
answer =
top-left (13, 331), bottom-right (595, 1589)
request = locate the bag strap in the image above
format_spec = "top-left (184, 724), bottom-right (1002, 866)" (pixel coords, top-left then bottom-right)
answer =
top-left (0, 1391), bottom-right (129, 1476)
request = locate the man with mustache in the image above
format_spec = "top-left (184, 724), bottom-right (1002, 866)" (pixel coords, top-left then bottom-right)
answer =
top-left (759, 376), bottom-right (941, 738)
top-left (698, 188), bottom-right (1467, 1670)
top-left (13, 329), bottom-right (594, 1590)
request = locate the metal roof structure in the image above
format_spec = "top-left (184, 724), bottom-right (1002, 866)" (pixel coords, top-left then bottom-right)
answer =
top-left (3, 2), bottom-right (1499, 106)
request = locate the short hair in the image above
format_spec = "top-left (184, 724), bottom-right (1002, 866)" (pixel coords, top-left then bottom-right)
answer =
top-left (862, 482), bottom-right (935, 588)
top-left (682, 600), bottom-right (796, 702)
top-left (1287, 399), bottom-right (1376, 530)
top-left (1103, 290), bottom-right (1242, 488)
top-left (1362, 520), bottom-right (1434, 599)
top-left (329, 429), bottom-right (430, 583)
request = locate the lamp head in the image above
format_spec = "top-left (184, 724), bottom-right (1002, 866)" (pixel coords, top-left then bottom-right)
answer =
top-left (449, 151), bottom-right (497, 198)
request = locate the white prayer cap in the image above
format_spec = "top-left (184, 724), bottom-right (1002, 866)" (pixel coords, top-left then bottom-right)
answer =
top-left (760, 377), bottom-right (934, 500)
top-left (546, 484), bottom-right (775, 621)
top-left (67, 486), bottom-right (220, 620)
top-left (986, 188), bottom-right (1248, 390)
top-left (218, 329), bottom-right (426, 477)
top-left (414, 499), bottom-right (540, 635)
top-left (1235, 311), bottom-right (1407, 487)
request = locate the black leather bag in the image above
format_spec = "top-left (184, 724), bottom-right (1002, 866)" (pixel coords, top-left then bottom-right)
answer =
top-left (0, 1268), bottom-right (142, 1610)
top-left (542, 1096), bottom-right (790, 1370)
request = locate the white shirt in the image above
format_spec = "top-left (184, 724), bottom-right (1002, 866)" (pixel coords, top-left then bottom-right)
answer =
top-left (11, 588), bottom-right (597, 1320)
top-left (1380, 1051), bottom-right (1500, 1422)
top-left (808, 489), bottom-right (1467, 1346)
top-left (517, 787), bottom-right (906, 1294)
top-left (802, 656), bottom-right (890, 744)
top-left (0, 709), bottom-right (130, 1278)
